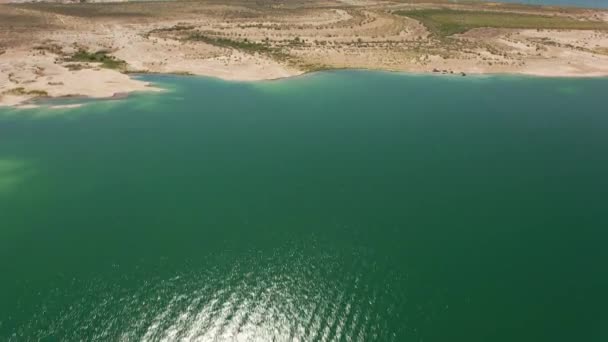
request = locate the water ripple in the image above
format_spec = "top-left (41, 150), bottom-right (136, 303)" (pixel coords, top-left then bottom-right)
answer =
top-left (11, 241), bottom-right (412, 341)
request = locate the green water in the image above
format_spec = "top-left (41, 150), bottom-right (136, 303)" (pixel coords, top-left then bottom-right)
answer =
top-left (1, 71), bottom-right (607, 341)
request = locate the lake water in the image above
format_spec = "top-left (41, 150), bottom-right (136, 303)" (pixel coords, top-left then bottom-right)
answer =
top-left (1, 71), bottom-right (607, 341)
top-left (490, 0), bottom-right (608, 8)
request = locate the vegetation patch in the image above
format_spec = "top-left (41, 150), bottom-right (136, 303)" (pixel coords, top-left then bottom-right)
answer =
top-left (2, 88), bottom-right (48, 97)
top-left (145, 24), bottom-right (196, 38)
top-left (396, 9), bottom-right (608, 37)
top-left (34, 42), bottom-right (64, 55)
top-left (66, 49), bottom-right (127, 70)
top-left (187, 33), bottom-right (274, 53)
top-left (63, 63), bottom-right (89, 71)
top-left (300, 63), bottom-right (338, 73)
top-left (595, 47), bottom-right (608, 55)
top-left (185, 33), bottom-right (291, 61)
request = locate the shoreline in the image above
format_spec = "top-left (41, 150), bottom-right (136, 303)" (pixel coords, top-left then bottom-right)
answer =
top-left (4, 66), bottom-right (608, 110)
top-left (2, 1), bottom-right (608, 108)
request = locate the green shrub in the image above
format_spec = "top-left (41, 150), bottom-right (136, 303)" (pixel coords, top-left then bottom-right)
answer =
top-left (67, 49), bottom-right (127, 70)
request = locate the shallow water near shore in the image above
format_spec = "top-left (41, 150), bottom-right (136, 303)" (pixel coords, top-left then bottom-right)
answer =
top-left (1, 71), bottom-right (608, 341)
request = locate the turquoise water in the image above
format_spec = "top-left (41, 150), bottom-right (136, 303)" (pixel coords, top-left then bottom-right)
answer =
top-left (1, 71), bottom-right (608, 341)
top-left (490, 0), bottom-right (608, 8)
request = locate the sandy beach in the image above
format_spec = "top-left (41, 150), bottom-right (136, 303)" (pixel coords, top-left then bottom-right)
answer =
top-left (2, 0), bottom-right (608, 107)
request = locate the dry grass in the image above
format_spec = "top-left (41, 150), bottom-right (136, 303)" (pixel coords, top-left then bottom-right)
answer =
top-left (397, 9), bottom-right (608, 37)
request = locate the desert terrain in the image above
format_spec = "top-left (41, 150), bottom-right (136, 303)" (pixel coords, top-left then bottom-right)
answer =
top-left (1, 0), bottom-right (608, 107)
